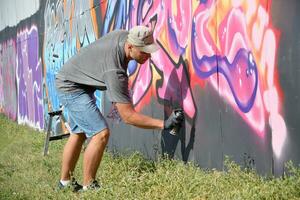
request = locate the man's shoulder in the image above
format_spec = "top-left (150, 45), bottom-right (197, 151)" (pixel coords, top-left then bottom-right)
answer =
top-left (110, 29), bottom-right (128, 35)
top-left (100, 29), bottom-right (128, 41)
top-left (81, 29), bottom-right (127, 52)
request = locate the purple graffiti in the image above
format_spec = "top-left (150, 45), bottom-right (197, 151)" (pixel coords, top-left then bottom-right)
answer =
top-left (17, 25), bottom-right (44, 129)
top-left (191, 45), bottom-right (258, 113)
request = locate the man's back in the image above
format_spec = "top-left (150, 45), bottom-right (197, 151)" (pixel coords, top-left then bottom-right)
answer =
top-left (56, 30), bottom-right (128, 92)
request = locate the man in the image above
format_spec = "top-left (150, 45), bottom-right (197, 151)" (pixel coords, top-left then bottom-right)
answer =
top-left (55, 25), bottom-right (184, 192)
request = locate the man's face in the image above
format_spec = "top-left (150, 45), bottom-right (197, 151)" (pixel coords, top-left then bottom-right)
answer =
top-left (130, 46), bottom-right (151, 64)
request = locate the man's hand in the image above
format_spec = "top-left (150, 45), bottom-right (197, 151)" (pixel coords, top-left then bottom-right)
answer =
top-left (164, 108), bottom-right (184, 130)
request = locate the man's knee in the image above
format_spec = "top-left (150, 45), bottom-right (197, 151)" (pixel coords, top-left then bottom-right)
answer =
top-left (94, 128), bottom-right (110, 144)
top-left (101, 128), bottom-right (110, 141)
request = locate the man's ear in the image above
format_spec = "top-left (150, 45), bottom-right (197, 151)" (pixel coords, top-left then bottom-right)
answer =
top-left (127, 43), bottom-right (134, 50)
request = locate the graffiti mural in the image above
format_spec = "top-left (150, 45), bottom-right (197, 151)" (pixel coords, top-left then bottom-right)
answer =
top-left (16, 25), bottom-right (44, 130)
top-left (2, 0), bottom-right (299, 175)
top-left (126, 0), bottom-right (285, 158)
top-left (43, 0), bottom-right (99, 116)
top-left (0, 39), bottom-right (18, 120)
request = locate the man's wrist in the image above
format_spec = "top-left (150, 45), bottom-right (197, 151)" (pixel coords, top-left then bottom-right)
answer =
top-left (159, 120), bottom-right (164, 130)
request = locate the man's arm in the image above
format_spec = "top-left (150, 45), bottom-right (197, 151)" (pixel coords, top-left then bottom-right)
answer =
top-left (115, 102), bottom-right (164, 130)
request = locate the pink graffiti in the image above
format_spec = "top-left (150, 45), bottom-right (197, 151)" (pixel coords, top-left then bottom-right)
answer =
top-left (192, 7), bottom-right (265, 136)
top-left (129, 0), bottom-right (196, 119)
top-left (129, 0), bottom-right (285, 157)
top-left (154, 50), bottom-right (195, 118)
top-left (261, 28), bottom-right (286, 158)
top-left (131, 61), bottom-right (152, 106)
top-left (0, 39), bottom-right (18, 120)
top-left (189, 1), bottom-right (286, 157)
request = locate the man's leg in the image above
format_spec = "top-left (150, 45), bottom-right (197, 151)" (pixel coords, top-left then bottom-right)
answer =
top-left (83, 128), bottom-right (110, 186)
top-left (60, 133), bottom-right (86, 181)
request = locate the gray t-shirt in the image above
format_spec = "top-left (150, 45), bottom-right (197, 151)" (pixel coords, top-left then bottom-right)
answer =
top-left (56, 30), bottom-right (131, 103)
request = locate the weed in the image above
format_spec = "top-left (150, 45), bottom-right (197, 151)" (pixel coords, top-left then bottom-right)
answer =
top-left (0, 114), bottom-right (300, 200)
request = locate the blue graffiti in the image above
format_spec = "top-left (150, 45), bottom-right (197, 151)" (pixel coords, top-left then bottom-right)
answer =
top-left (102, 0), bottom-right (128, 35)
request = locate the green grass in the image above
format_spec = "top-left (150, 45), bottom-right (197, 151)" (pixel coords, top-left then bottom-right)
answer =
top-left (0, 114), bottom-right (300, 200)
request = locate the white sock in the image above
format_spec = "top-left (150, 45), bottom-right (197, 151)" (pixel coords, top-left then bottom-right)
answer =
top-left (60, 180), bottom-right (71, 186)
top-left (83, 186), bottom-right (88, 190)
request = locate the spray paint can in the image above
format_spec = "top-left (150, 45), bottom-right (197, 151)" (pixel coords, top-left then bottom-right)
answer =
top-left (169, 110), bottom-right (182, 135)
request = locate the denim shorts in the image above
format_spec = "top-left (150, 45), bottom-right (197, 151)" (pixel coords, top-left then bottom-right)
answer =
top-left (57, 89), bottom-right (108, 138)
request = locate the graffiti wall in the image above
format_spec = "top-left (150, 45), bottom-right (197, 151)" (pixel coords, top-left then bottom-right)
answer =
top-left (0, 0), bottom-right (44, 130)
top-left (0, 0), bottom-right (299, 175)
top-left (0, 38), bottom-right (18, 120)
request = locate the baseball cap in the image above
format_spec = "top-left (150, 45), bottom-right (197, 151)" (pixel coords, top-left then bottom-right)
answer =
top-left (127, 26), bottom-right (159, 53)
